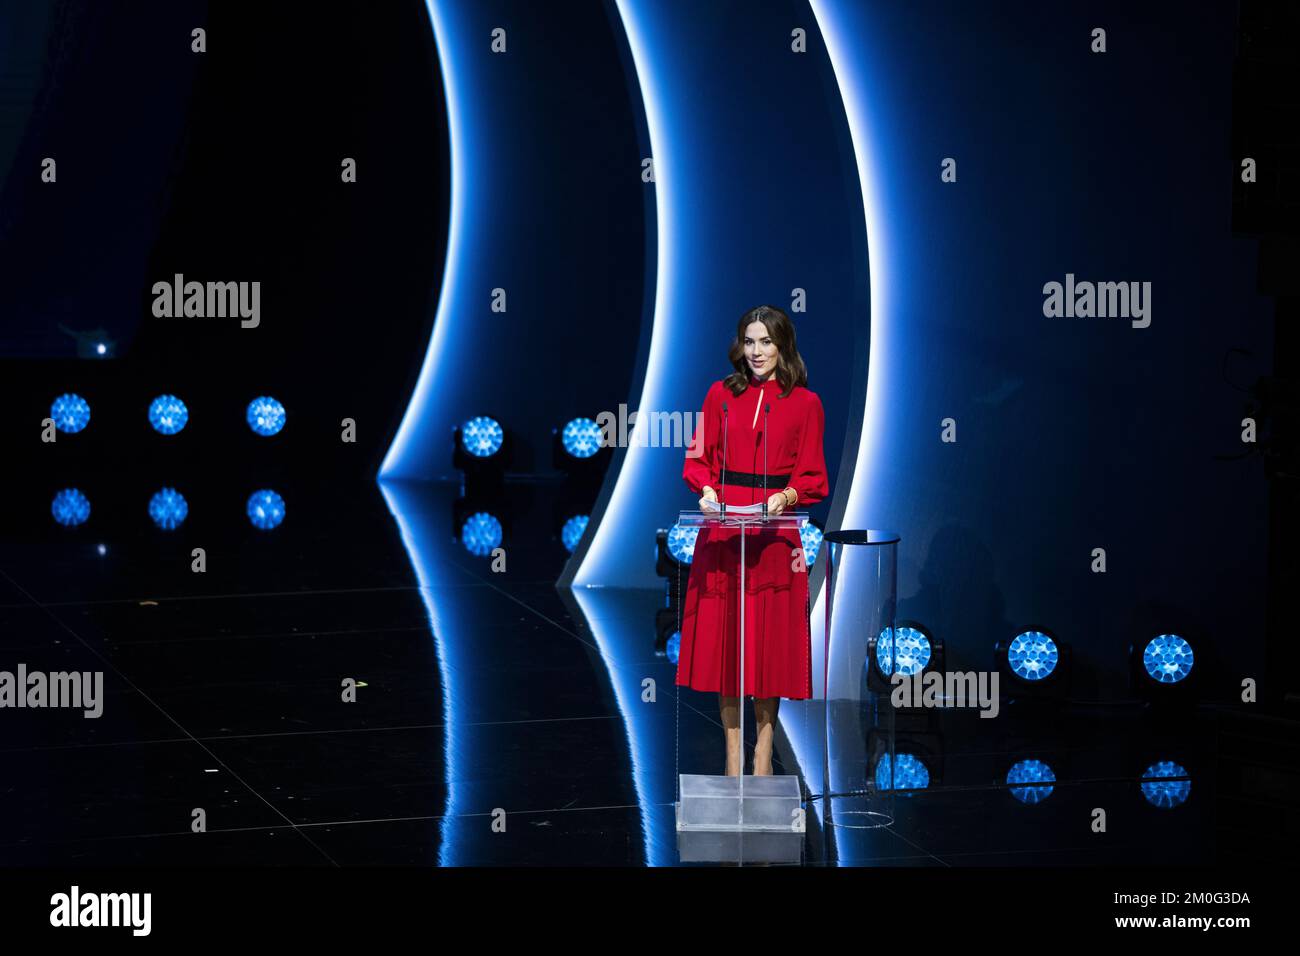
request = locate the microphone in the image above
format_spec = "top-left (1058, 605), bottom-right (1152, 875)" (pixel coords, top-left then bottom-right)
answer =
top-left (718, 402), bottom-right (729, 515)
top-left (761, 402), bottom-right (771, 518)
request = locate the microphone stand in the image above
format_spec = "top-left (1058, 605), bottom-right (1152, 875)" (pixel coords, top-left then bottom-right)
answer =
top-left (761, 401), bottom-right (771, 519)
top-left (718, 402), bottom-right (729, 516)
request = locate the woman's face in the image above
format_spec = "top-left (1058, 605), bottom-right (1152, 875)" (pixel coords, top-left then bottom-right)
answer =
top-left (743, 321), bottom-right (779, 379)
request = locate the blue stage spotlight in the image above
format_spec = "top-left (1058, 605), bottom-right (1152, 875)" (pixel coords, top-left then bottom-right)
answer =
top-left (654, 522), bottom-right (703, 647)
top-left (996, 627), bottom-right (1071, 701)
top-left (453, 417), bottom-right (510, 493)
top-left (867, 620), bottom-right (943, 696)
top-left (246, 489), bottom-right (286, 530)
top-left (96, 543), bottom-right (107, 556)
top-left (149, 394), bottom-right (188, 435)
top-left (148, 488), bottom-right (189, 530)
top-left (666, 630), bottom-right (681, 665)
top-left (561, 417), bottom-right (602, 459)
top-left (1131, 632), bottom-right (1198, 703)
top-left (1007, 630), bottom-right (1058, 681)
top-left (1143, 634), bottom-right (1194, 684)
top-left (655, 521), bottom-right (700, 611)
top-left (664, 523), bottom-right (699, 566)
top-left (552, 416), bottom-right (609, 479)
top-left (51, 393), bottom-right (91, 433)
top-left (51, 488), bottom-right (91, 527)
top-left (799, 520), bottom-right (824, 567)
top-left (246, 396), bottom-right (286, 436)
top-left (874, 753), bottom-right (930, 793)
top-left (1140, 761), bottom-right (1191, 809)
top-left (875, 624), bottom-right (932, 678)
top-left (561, 515), bottom-right (589, 553)
top-left (58, 323), bottom-right (114, 358)
top-left (1007, 759), bottom-right (1056, 805)
top-left (459, 416), bottom-right (503, 458)
top-left (654, 604), bottom-right (680, 658)
top-left (461, 512), bottom-right (502, 557)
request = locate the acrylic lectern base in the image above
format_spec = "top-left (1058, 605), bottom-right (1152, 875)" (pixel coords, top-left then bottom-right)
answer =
top-left (675, 773), bottom-right (803, 863)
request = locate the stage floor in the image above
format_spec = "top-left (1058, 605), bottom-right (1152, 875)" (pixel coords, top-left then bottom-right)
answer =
top-left (0, 478), bottom-right (1291, 866)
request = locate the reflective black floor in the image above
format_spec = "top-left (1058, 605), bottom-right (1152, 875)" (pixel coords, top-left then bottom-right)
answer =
top-left (1, 477), bottom-right (1294, 866)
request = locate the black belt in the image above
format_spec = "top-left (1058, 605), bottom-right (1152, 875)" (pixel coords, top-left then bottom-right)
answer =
top-left (720, 469), bottom-right (791, 489)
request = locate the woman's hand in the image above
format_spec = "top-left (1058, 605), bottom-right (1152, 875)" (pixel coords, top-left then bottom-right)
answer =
top-left (767, 492), bottom-right (787, 516)
top-left (700, 487), bottom-right (720, 513)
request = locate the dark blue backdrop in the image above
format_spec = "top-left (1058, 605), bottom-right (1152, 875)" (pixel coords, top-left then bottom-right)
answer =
top-left (0, 0), bottom-right (1273, 701)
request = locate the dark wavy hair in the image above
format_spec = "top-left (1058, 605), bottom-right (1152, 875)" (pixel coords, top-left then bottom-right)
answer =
top-left (722, 305), bottom-right (809, 398)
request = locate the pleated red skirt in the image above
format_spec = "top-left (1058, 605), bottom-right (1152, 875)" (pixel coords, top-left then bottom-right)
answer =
top-left (674, 522), bottom-right (812, 700)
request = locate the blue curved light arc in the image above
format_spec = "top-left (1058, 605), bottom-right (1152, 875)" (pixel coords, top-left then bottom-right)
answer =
top-left (793, 0), bottom-right (894, 857)
top-left (562, 0), bottom-right (676, 863)
top-left (570, 589), bottom-right (672, 866)
top-left (380, 0), bottom-right (469, 480)
top-left (377, 481), bottom-right (464, 866)
top-left (379, 0), bottom-right (655, 866)
top-left (571, 0), bottom-right (676, 588)
top-left (810, 0), bottom-right (893, 525)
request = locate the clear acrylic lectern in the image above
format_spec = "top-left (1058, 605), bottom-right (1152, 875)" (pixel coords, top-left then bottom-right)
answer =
top-left (674, 507), bottom-right (809, 863)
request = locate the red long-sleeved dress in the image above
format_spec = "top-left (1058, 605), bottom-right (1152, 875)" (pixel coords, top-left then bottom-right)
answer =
top-left (675, 373), bottom-right (830, 700)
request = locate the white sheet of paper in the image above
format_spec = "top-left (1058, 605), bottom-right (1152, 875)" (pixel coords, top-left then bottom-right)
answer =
top-left (710, 501), bottom-right (765, 515)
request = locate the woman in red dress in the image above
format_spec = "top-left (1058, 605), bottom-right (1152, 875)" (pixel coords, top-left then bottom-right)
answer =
top-left (676, 305), bottom-right (830, 776)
